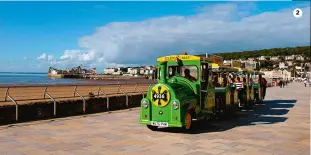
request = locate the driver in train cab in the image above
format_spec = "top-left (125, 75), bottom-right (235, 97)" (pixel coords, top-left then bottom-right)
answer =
top-left (184, 69), bottom-right (196, 82)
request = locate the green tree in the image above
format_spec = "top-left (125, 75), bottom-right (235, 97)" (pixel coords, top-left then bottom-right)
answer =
top-left (212, 46), bottom-right (310, 60)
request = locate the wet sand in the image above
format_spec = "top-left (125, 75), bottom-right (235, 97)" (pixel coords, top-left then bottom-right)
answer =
top-left (0, 78), bottom-right (155, 87)
top-left (0, 83), bottom-right (152, 106)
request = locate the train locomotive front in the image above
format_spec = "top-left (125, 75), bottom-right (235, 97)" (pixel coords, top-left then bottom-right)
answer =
top-left (139, 58), bottom-right (199, 130)
top-left (140, 80), bottom-right (196, 130)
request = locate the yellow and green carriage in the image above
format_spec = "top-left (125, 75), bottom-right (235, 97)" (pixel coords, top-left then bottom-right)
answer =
top-left (211, 63), bottom-right (239, 114)
top-left (249, 71), bottom-right (265, 104)
top-left (230, 67), bottom-right (255, 109)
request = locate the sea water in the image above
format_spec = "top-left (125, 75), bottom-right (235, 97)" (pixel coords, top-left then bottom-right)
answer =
top-left (0, 72), bottom-right (84, 85)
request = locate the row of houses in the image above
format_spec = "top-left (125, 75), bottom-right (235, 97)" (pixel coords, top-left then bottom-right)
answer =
top-left (224, 55), bottom-right (310, 72)
top-left (261, 69), bottom-right (311, 80)
top-left (223, 60), bottom-right (260, 70)
top-left (253, 55), bottom-right (304, 61)
top-left (261, 69), bottom-right (292, 80)
top-left (103, 66), bottom-right (156, 76)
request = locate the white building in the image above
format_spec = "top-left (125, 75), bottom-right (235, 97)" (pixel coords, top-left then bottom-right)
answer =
top-left (285, 55), bottom-right (295, 60)
top-left (258, 56), bottom-right (267, 61)
top-left (287, 61), bottom-right (293, 66)
top-left (247, 58), bottom-right (255, 61)
top-left (244, 61), bottom-right (257, 70)
top-left (223, 60), bottom-right (232, 66)
top-left (50, 69), bottom-right (58, 75)
top-left (261, 71), bottom-right (273, 79)
top-left (270, 56), bottom-right (279, 61)
top-left (295, 66), bottom-right (303, 72)
top-left (127, 68), bottom-right (133, 73)
top-left (279, 69), bottom-right (291, 80)
top-left (129, 68), bottom-right (139, 75)
top-left (139, 68), bottom-right (145, 75)
top-left (279, 62), bottom-right (288, 69)
top-left (296, 55), bottom-right (304, 61)
top-left (104, 68), bottom-right (116, 74)
top-left (262, 70), bottom-right (289, 79)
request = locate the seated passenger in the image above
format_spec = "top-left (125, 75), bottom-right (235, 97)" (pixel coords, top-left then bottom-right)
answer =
top-left (184, 69), bottom-right (196, 82)
top-left (236, 77), bottom-right (242, 82)
top-left (213, 76), bottom-right (221, 87)
top-left (228, 74), bottom-right (234, 83)
top-left (223, 77), bottom-right (228, 87)
top-left (235, 76), bottom-right (245, 90)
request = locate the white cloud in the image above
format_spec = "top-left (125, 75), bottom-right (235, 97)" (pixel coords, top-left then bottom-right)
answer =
top-left (37, 53), bottom-right (55, 61)
top-left (38, 3), bottom-right (310, 69)
top-left (37, 53), bottom-right (47, 60)
top-left (47, 55), bottom-right (54, 61)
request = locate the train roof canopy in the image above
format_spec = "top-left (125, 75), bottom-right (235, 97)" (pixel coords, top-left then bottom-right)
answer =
top-left (157, 54), bottom-right (200, 62)
top-left (212, 63), bottom-right (238, 72)
top-left (157, 53), bottom-right (223, 65)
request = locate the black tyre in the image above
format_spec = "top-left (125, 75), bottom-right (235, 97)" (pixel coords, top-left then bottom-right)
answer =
top-left (147, 125), bottom-right (158, 131)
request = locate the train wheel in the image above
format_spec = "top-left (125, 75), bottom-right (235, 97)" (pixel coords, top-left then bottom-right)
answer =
top-left (183, 112), bottom-right (193, 131)
top-left (147, 125), bottom-right (158, 131)
top-left (221, 104), bottom-right (236, 120)
top-left (248, 100), bottom-right (254, 110)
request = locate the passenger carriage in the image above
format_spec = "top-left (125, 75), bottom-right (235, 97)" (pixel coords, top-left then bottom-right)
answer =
top-left (211, 63), bottom-right (239, 114)
top-left (249, 71), bottom-right (265, 103)
top-left (231, 67), bottom-right (255, 109)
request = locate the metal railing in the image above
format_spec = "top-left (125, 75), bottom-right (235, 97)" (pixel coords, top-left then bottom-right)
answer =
top-left (1, 82), bottom-right (155, 121)
top-left (98, 86), bottom-right (110, 110)
top-left (74, 87), bottom-right (86, 113)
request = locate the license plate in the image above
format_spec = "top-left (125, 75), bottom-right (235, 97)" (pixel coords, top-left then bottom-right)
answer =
top-left (151, 121), bottom-right (168, 127)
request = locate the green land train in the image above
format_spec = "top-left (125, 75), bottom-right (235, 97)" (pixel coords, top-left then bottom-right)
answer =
top-left (139, 52), bottom-right (265, 131)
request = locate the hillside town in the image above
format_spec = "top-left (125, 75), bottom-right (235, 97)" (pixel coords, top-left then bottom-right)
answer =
top-left (221, 54), bottom-right (310, 80)
top-left (100, 53), bottom-right (310, 81)
top-left (48, 53), bottom-right (310, 81)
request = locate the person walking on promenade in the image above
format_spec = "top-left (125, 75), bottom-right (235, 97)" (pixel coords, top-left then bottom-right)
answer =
top-left (259, 75), bottom-right (267, 100)
top-left (304, 79), bottom-right (307, 87)
top-left (282, 79), bottom-right (285, 88)
top-left (279, 80), bottom-right (283, 88)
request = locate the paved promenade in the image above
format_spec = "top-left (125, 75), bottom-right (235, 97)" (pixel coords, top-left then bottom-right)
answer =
top-left (0, 82), bottom-right (309, 155)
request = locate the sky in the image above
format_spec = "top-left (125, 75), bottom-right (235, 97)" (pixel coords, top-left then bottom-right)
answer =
top-left (0, 1), bottom-right (310, 73)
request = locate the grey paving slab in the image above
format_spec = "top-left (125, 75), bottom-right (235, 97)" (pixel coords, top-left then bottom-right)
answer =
top-left (0, 82), bottom-right (309, 155)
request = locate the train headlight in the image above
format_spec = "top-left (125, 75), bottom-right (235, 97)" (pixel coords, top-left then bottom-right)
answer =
top-left (141, 100), bottom-right (148, 108)
top-left (172, 101), bottom-right (179, 110)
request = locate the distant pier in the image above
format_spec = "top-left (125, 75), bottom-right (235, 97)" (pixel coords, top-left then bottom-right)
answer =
top-left (48, 73), bottom-right (156, 80)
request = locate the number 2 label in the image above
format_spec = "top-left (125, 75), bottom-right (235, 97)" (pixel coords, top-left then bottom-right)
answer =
top-left (293, 8), bottom-right (303, 18)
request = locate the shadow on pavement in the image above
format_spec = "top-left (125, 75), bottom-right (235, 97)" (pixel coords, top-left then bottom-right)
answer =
top-left (155, 99), bottom-right (297, 134)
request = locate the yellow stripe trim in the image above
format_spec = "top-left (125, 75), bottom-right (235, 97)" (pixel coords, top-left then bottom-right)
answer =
top-left (157, 55), bottom-right (201, 62)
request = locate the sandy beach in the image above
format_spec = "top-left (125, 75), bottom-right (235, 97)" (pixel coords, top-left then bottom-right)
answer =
top-left (0, 83), bottom-right (151, 106)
